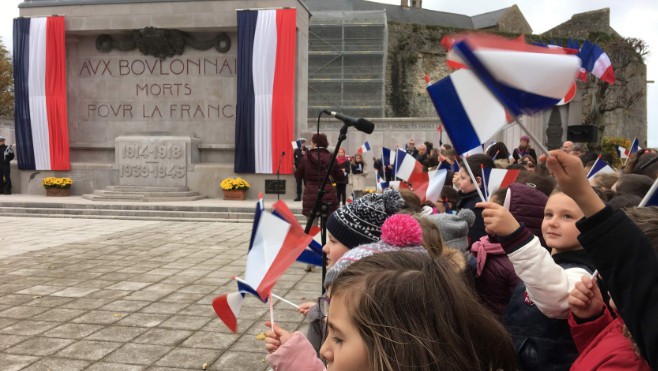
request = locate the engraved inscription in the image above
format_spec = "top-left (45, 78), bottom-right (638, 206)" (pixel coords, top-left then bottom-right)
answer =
top-left (117, 139), bottom-right (187, 187)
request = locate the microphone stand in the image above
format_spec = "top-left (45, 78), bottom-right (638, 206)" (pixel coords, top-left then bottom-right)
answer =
top-left (276, 152), bottom-right (285, 202)
top-left (304, 122), bottom-right (349, 294)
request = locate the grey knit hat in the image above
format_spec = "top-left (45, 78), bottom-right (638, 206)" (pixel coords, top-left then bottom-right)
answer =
top-left (324, 214), bottom-right (428, 288)
top-left (326, 189), bottom-right (405, 249)
top-left (428, 209), bottom-right (475, 252)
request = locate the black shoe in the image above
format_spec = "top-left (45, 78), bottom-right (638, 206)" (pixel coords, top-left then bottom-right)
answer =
top-left (294, 197), bottom-right (301, 201)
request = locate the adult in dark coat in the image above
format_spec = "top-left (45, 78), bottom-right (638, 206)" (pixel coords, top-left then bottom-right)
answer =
top-left (293, 138), bottom-right (308, 201)
top-left (294, 133), bottom-right (345, 218)
top-left (0, 137), bottom-right (14, 195)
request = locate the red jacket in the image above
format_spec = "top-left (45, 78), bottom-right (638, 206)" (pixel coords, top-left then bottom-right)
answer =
top-left (569, 307), bottom-right (651, 370)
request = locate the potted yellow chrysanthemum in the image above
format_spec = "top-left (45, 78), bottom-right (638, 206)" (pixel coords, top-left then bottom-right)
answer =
top-left (42, 177), bottom-right (73, 197)
top-left (220, 177), bottom-right (250, 200)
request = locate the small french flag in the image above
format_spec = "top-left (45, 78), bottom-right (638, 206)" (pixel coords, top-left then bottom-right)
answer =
top-left (639, 178), bottom-right (658, 207)
top-left (376, 174), bottom-right (389, 192)
top-left (212, 199), bottom-right (313, 332)
top-left (427, 69), bottom-right (507, 155)
top-left (482, 168), bottom-right (520, 200)
top-left (586, 156), bottom-right (616, 179)
top-left (423, 169), bottom-right (448, 203)
top-left (358, 141), bottom-right (371, 154)
top-left (291, 140), bottom-right (303, 150)
top-left (629, 138), bottom-right (641, 156)
top-left (578, 40), bottom-right (615, 85)
top-left (615, 145), bottom-right (628, 160)
top-left (395, 148), bottom-right (426, 183)
top-left (450, 34), bottom-right (581, 117)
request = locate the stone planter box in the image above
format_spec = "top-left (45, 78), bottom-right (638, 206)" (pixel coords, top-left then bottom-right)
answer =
top-left (45, 188), bottom-right (71, 197)
top-left (223, 189), bottom-right (247, 200)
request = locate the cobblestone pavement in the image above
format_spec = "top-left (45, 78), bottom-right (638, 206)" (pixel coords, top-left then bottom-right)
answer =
top-left (0, 217), bottom-right (321, 370)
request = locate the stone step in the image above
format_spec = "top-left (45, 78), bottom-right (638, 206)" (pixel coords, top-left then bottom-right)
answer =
top-left (0, 212), bottom-right (254, 223)
top-left (0, 201), bottom-right (303, 214)
top-left (0, 203), bottom-right (306, 223)
top-left (93, 190), bottom-right (203, 198)
top-left (0, 206), bottom-right (259, 220)
top-left (106, 186), bottom-right (190, 192)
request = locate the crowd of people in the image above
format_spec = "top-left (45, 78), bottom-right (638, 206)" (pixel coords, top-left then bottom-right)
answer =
top-left (283, 132), bottom-right (658, 370)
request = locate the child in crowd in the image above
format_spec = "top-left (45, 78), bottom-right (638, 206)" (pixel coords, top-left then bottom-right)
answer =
top-left (454, 154), bottom-right (494, 248)
top-left (470, 182), bottom-right (547, 319)
top-left (266, 214), bottom-right (429, 368)
top-left (294, 190), bottom-right (405, 352)
top-left (612, 173), bottom-right (654, 198)
top-left (542, 150), bottom-right (658, 369)
top-left (434, 185), bottom-right (458, 214)
top-left (568, 274), bottom-right (651, 370)
top-left (477, 185), bottom-right (597, 368)
top-left (269, 251), bottom-right (517, 371)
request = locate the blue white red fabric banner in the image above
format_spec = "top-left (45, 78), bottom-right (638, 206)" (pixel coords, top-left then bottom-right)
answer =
top-left (629, 138), bottom-right (641, 156)
top-left (358, 141), bottom-right (371, 154)
top-left (235, 9), bottom-right (296, 174)
top-left (13, 16), bottom-right (70, 170)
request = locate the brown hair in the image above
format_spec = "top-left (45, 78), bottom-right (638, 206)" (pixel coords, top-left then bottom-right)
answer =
top-left (591, 172), bottom-right (620, 190)
top-left (330, 251), bottom-right (517, 371)
top-left (414, 215), bottom-right (444, 259)
top-left (312, 133), bottom-right (329, 148)
top-left (398, 189), bottom-right (422, 213)
top-left (626, 151), bottom-right (658, 180)
top-left (459, 154), bottom-right (494, 180)
top-left (615, 174), bottom-right (654, 198)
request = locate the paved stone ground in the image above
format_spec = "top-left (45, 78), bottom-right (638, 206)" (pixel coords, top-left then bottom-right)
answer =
top-left (0, 216), bottom-right (321, 370)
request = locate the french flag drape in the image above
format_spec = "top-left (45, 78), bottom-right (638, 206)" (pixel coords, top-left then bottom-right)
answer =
top-left (235, 9), bottom-right (296, 174)
top-left (13, 16), bottom-right (69, 171)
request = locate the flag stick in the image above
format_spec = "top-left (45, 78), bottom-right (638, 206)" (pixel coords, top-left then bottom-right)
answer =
top-left (462, 156), bottom-right (485, 202)
top-left (480, 164), bottom-right (488, 201)
top-left (514, 119), bottom-right (551, 158)
top-left (639, 178), bottom-right (658, 207)
top-left (585, 155), bottom-right (602, 179)
top-left (590, 269), bottom-right (599, 284)
top-left (232, 276), bottom-right (301, 309)
top-left (268, 296), bottom-right (275, 333)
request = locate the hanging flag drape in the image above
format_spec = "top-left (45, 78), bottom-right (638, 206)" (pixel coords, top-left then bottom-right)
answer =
top-left (235, 8), bottom-right (296, 174)
top-left (13, 16), bottom-right (69, 171)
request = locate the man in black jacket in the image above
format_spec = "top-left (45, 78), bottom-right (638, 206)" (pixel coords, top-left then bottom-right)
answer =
top-left (0, 136), bottom-right (14, 195)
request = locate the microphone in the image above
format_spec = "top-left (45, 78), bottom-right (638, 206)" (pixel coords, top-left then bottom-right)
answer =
top-left (281, 151), bottom-right (286, 156)
top-left (324, 111), bottom-right (375, 134)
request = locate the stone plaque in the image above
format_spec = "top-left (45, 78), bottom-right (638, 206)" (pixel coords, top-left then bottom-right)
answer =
top-left (116, 136), bottom-right (188, 187)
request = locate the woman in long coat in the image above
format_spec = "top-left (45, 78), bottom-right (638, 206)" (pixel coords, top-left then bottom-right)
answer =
top-left (295, 133), bottom-right (345, 218)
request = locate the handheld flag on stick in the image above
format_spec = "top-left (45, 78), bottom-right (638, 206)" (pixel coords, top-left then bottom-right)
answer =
top-left (639, 178), bottom-right (658, 207)
top-left (586, 155), bottom-right (616, 179)
top-left (482, 168), bottom-right (521, 200)
top-left (450, 33), bottom-right (581, 117)
top-left (358, 141), bottom-right (371, 154)
top-left (212, 199), bottom-right (313, 332)
top-left (291, 140), bottom-right (303, 150)
top-left (629, 138), bottom-right (641, 156)
top-left (615, 145), bottom-right (628, 160)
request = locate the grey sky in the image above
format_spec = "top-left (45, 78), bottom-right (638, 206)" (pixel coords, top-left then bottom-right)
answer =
top-left (1, 0), bottom-right (656, 146)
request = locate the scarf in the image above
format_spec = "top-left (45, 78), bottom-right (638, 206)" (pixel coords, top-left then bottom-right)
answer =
top-left (471, 235), bottom-right (506, 277)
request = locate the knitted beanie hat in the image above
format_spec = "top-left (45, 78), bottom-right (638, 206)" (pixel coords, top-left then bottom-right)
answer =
top-left (324, 214), bottom-right (427, 287)
top-left (326, 189), bottom-right (405, 249)
top-left (428, 209), bottom-right (475, 252)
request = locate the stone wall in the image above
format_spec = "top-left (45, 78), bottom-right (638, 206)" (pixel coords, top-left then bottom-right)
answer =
top-left (545, 8), bottom-right (618, 39)
top-left (16, 0), bottom-right (311, 197)
top-left (496, 5), bottom-right (532, 35)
